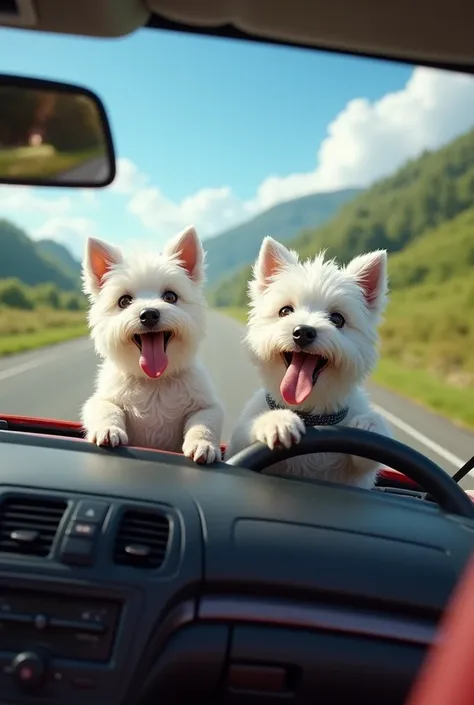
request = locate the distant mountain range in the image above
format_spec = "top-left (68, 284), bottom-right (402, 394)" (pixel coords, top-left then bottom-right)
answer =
top-left (0, 219), bottom-right (80, 291)
top-left (37, 238), bottom-right (81, 279)
top-left (203, 188), bottom-right (361, 286)
top-left (0, 188), bottom-right (360, 295)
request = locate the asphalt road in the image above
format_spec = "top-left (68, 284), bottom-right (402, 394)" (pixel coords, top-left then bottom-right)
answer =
top-left (0, 311), bottom-right (473, 490)
top-left (55, 156), bottom-right (110, 184)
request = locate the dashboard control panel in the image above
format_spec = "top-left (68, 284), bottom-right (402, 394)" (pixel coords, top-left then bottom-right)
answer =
top-left (0, 588), bottom-right (120, 661)
top-left (0, 588), bottom-right (121, 700)
top-left (60, 500), bottom-right (110, 567)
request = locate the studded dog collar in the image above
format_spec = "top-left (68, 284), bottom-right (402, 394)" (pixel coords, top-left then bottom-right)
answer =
top-left (265, 393), bottom-right (349, 427)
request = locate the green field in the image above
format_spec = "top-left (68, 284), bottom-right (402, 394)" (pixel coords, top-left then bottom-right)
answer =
top-left (0, 277), bottom-right (87, 357)
top-left (0, 307), bottom-right (87, 356)
top-left (0, 146), bottom-right (101, 179)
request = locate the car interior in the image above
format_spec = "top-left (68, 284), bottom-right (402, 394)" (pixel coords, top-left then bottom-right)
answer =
top-left (0, 1), bottom-right (474, 703)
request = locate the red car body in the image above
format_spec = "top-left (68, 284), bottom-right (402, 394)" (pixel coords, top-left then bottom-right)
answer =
top-left (0, 413), bottom-right (426, 491)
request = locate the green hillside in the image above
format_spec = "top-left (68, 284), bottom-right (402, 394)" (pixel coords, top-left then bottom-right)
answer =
top-left (204, 188), bottom-right (360, 286)
top-left (0, 220), bottom-right (80, 291)
top-left (0, 221), bottom-right (85, 356)
top-left (36, 239), bottom-right (81, 280)
top-left (381, 209), bottom-right (474, 372)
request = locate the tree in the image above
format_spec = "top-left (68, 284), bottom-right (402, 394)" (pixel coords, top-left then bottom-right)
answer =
top-left (46, 94), bottom-right (105, 152)
top-left (0, 87), bottom-right (40, 147)
top-left (0, 279), bottom-right (33, 310)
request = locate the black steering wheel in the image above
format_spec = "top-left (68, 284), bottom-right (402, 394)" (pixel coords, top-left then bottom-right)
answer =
top-left (225, 427), bottom-right (474, 518)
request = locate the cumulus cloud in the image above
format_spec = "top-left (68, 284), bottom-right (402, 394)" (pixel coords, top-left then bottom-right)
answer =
top-left (110, 158), bottom-right (147, 195)
top-left (0, 185), bottom-right (71, 216)
top-left (258, 66), bottom-right (474, 203)
top-left (116, 66), bottom-right (474, 240)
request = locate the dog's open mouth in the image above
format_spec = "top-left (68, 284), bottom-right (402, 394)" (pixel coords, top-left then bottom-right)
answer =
top-left (280, 351), bottom-right (328, 406)
top-left (132, 331), bottom-right (173, 379)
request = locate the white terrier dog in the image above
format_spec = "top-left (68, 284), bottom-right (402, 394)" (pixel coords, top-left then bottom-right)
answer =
top-left (81, 225), bottom-right (224, 464)
top-left (226, 236), bottom-right (392, 489)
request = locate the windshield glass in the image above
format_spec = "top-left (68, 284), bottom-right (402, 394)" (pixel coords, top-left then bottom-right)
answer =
top-left (0, 26), bottom-right (473, 485)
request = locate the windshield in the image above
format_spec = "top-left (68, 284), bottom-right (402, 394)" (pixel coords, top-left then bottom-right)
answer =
top-left (0, 26), bottom-right (473, 485)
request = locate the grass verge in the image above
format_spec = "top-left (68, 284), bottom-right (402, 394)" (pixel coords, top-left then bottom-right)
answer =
top-left (216, 307), bottom-right (247, 324)
top-left (0, 308), bottom-right (87, 356)
top-left (218, 306), bottom-right (474, 431)
top-left (372, 359), bottom-right (474, 430)
top-left (0, 147), bottom-right (101, 179)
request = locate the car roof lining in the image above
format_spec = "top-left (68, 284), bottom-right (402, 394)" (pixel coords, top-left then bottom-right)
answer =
top-left (1, 0), bottom-right (474, 73)
top-left (147, 0), bottom-right (474, 69)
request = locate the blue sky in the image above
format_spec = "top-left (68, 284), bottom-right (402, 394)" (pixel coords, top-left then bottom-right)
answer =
top-left (1, 27), bottom-right (474, 257)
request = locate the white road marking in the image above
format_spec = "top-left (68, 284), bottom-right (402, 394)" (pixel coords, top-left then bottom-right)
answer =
top-left (373, 403), bottom-right (468, 473)
top-left (0, 340), bottom-right (92, 383)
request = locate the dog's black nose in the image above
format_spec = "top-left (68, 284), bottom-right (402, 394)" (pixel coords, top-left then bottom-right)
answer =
top-left (139, 308), bottom-right (160, 328)
top-left (293, 325), bottom-right (317, 347)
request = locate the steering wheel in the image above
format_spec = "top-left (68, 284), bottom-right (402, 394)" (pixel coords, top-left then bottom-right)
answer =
top-left (225, 426), bottom-right (474, 518)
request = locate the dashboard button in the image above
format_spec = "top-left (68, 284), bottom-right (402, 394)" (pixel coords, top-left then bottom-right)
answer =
top-left (67, 521), bottom-right (98, 539)
top-left (71, 675), bottom-right (97, 690)
top-left (60, 536), bottom-right (96, 566)
top-left (10, 651), bottom-right (46, 692)
top-left (228, 663), bottom-right (288, 694)
top-left (73, 500), bottom-right (109, 525)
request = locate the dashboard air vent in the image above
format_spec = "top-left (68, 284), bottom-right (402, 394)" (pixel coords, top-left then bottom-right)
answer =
top-left (113, 509), bottom-right (170, 569)
top-left (0, 496), bottom-right (67, 557)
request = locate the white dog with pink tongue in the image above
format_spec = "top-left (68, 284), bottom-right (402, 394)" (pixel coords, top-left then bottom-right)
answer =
top-left (81, 225), bottom-right (223, 464)
top-left (225, 236), bottom-right (393, 489)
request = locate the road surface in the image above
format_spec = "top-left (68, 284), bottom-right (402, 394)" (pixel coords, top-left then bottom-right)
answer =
top-left (55, 155), bottom-right (110, 184)
top-left (0, 311), bottom-right (473, 490)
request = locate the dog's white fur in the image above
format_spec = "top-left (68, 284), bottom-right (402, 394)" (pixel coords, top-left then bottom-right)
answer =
top-left (226, 237), bottom-right (392, 489)
top-left (81, 226), bottom-right (224, 463)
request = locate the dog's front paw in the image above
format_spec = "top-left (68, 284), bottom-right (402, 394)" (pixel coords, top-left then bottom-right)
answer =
top-left (183, 437), bottom-right (220, 464)
top-left (348, 413), bottom-right (379, 434)
top-left (87, 426), bottom-right (128, 448)
top-left (252, 410), bottom-right (306, 450)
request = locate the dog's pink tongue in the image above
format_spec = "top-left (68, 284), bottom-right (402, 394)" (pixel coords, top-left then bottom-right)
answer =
top-left (139, 333), bottom-right (168, 379)
top-left (280, 352), bottom-right (319, 405)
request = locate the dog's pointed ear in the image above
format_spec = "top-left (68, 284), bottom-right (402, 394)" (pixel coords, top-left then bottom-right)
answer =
top-left (82, 237), bottom-right (123, 297)
top-left (345, 250), bottom-right (388, 314)
top-left (163, 225), bottom-right (205, 284)
top-left (253, 237), bottom-right (299, 293)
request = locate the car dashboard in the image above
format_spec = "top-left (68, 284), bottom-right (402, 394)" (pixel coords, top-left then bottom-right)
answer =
top-left (0, 425), bottom-right (472, 705)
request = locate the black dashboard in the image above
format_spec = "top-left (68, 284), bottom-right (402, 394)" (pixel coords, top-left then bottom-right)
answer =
top-left (0, 428), bottom-right (472, 705)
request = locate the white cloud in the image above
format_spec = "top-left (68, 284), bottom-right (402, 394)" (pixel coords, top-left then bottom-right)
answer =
top-left (128, 183), bottom-right (252, 235)
top-left (117, 66), bottom-right (474, 240)
top-left (34, 217), bottom-right (97, 259)
top-left (110, 158), bottom-right (147, 194)
top-left (79, 189), bottom-right (98, 206)
top-left (0, 185), bottom-right (71, 216)
top-left (257, 66), bottom-right (474, 203)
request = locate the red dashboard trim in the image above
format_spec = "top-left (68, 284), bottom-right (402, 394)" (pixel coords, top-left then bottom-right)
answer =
top-left (0, 414), bottom-right (459, 496)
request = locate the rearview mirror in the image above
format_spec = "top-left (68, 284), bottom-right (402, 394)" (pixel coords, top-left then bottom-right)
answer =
top-left (0, 74), bottom-right (116, 188)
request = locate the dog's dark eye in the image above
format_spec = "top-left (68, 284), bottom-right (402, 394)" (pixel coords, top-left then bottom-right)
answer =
top-left (279, 305), bottom-right (294, 317)
top-left (329, 312), bottom-right (345, 328)
top-left (118, 295), bottom-right (133, 309)
top-left (162, 290), bottom-right (178, 304)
